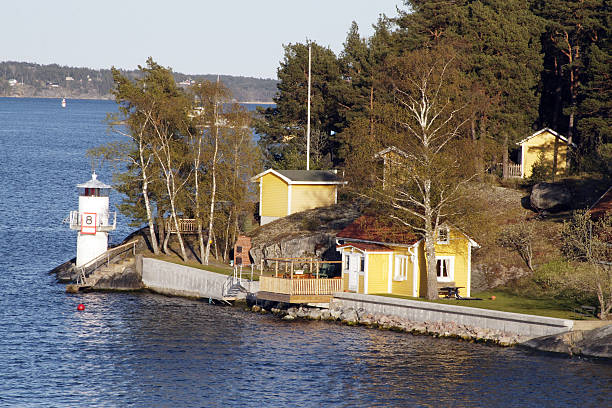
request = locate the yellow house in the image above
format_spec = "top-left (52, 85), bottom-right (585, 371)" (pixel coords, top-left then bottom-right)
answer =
top-left (250, 169), bottom-right (346, 225)
top-left (336, 216), bottom-right (479, 298)
top-left (374, 146), bottom-right (410, 188)
top-left (518, 128), bottom-right (576, 179)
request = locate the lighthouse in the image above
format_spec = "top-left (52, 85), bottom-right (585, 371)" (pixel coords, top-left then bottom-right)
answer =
top-left (68, 172), bottom-right (117, 267)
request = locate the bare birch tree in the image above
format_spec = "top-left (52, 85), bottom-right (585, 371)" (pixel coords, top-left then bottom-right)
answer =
top-left (364, 50), bottom-right (471, 299)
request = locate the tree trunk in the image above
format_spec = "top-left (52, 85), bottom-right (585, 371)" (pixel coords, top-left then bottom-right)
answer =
top-left (169, 196), bottom-right (187, 261)
top-left (552, 134), bottom-right (559, 182)
top-left (424, 180), bottom-right (438, 300)
top-left (204, 96), bottom-right (220, 265)
top-left (471, 116), bottom-right (484, 181)
top-left (163, 223), bottom-right (170, 254)
top-left (502, 133), bottom-right (509, 179)
top-left (369, 79), bottom-right (375, 139)
top-left (223, 210), bottom-right (232, 262)
top-left (139, 142), bottom-right (159, 254)
top-left (198, 220), bottom-right (205, 264)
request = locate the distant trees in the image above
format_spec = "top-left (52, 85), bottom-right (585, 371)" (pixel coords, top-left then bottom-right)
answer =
top-left (0, 61), bottom-right (277, 102)
top-left (90, 59), bottom-right (260, 264)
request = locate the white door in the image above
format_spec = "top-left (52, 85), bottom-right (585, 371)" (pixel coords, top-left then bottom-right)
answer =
top-left (348, 254), bottom-right (359, 292)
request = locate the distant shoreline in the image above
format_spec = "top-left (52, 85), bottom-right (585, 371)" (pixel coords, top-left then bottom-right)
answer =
top-left (0, 95), bottom-right (274, 104)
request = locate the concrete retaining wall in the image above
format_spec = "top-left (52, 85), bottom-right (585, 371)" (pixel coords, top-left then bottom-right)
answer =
top-left (331, 292), bottom-right (574, 338)
top-left (141, 258), bottom-right (259, 300)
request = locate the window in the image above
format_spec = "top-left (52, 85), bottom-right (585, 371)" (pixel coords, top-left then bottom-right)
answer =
top-left (237, 246), bottom-right (242, 253)
top-left (345, 254), bottom-right (350, 270)
top-left (394, 255), bottom-right (410, 281)
top-left (360, 256), bottom-right (365, 273)
top-left (437, 226), bottom-right (449, 244)
top-left (436, 257), bottom-right (454, 282)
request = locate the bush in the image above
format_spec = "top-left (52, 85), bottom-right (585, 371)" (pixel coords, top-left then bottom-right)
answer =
top-left (532, 259), bottom-right (573, 290)
top-left (529, 152), bottom-right (551, 183)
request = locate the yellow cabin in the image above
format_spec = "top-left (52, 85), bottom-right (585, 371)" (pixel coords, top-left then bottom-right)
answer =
top-left (336, 216), bottom-right (478, 298)
top-left (374, 146), bottom-right (410, 188)
top-left (518, 128), bottom-right (576, 179)
top-left (250, 169), bottom-right (346, 225)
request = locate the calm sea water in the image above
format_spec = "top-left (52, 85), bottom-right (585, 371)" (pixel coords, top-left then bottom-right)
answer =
top-left (0, 97), bottom-right (610, 407)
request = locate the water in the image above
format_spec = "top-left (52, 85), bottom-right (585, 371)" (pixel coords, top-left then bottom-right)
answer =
top-left (0, 97), bottom-right (610, 407)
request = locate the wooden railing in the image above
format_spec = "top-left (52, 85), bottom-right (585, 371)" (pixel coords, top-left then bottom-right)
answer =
top-left (77, 240), bottom-right (138, 285)
top-left (506, 163), bottom-right (522, 178)
top-left (259, 276), bottom-right (342, 296)
top-left (488, 162), bottom-right (522, 178)
top-left (166, 218), bottom-right (197, 234)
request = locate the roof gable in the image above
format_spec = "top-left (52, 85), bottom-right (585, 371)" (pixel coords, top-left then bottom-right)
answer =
top-left (374, 146), bottom-right (410, 159)
top-left (250, 169), bottom-right (345, 184)
top-left (337, 242), bottom-right (392, 253)
top-left (517, 128), bottom-right (577, 147)
top-left (589, 186), bottom-right (612, 220)
top-left (337, 215), bottom-right (420, 246)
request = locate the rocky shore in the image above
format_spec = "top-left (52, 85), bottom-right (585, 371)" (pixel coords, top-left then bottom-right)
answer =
top-left (249, 302), bottom-right (530, 347)
top-left (522, 324), bottom-right (612, 359)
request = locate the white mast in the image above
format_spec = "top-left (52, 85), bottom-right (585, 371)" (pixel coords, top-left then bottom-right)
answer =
top-left (306, 43), bottom-right (311, 171)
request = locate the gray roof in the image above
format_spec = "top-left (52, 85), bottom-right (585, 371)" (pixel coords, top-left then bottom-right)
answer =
top-left (276, 170), bottom-right (340, 182)
top-left (76, 173), bottom-right (111, 189)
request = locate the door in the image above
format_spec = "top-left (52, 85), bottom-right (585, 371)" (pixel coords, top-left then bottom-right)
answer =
top-left (348, 254), bottom-right (359, 292)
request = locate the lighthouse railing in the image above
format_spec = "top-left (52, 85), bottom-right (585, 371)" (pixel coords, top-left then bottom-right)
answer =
top-left (77, 240), bottom-right (138, 285)
top-left (67, 210), bottom-right (117, 231)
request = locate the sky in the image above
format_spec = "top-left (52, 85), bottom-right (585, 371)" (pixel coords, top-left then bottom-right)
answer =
top-left (2, 1), bottom-right (403, 79)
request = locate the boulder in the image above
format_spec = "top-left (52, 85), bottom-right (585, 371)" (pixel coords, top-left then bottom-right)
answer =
top-left (530, 182), bottom-right (572, 212)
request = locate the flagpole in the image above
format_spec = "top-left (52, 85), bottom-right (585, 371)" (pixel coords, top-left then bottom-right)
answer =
top-left (306, 43), bottom-right (311, 171)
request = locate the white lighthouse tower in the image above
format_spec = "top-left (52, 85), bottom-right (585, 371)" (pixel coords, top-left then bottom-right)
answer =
top-left (68, 172), bottom-right (117, 267)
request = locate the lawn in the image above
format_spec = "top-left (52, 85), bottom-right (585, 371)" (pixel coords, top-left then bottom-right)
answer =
top-left (374, 290), bottom-right (596, 320)
top-left (148, 254), bottom-right (260, 280)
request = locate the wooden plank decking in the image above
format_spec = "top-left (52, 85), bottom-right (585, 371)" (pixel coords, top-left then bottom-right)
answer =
top-left (257, 276), bottom-right (342, 304)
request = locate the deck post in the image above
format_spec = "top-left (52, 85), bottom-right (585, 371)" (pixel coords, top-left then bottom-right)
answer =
top-left (315, 262), bottom-right (319, 295)
top-left (275, 260), bottom-right (278, 277)
top-left (260, 258), bottom-right (264, 276)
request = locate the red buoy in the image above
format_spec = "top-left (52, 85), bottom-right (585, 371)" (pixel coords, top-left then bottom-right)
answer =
top-left (77, 304), bottom-right (85, 311)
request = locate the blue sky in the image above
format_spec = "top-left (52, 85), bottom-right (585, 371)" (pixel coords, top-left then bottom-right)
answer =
top-left (2, 1), bottom-right (402, 79)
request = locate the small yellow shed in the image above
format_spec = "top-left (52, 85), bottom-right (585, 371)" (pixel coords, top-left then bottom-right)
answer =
top-left (518, 128), bottom-right (576, 179)
top-left (336, 216), bottom-right (478, 298)
top-left (250, 169), bottom-right (346, 225)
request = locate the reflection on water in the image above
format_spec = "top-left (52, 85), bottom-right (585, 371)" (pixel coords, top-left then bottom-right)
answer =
top-left (0, 98), bottom-right (610, 407)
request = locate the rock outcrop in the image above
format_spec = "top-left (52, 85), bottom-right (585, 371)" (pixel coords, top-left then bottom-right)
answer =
top-left (530, 182), bottom-right (572, 212)
top-left (247, 201), bottom-right (366, 265)
top-left (523, 323), bottom-right (612, 358)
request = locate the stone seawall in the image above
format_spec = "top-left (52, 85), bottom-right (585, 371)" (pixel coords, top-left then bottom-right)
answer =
top-left (141, 258), bottom-right (259, 300)
top-left (331, 293), bottom-right (574, 339)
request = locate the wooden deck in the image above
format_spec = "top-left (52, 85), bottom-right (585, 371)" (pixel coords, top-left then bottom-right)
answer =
top-left (257, 276), bottom-right (343, 304)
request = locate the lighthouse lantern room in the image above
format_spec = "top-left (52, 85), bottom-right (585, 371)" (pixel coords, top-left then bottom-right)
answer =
top-left (68, 172), bottom-right (117, 267)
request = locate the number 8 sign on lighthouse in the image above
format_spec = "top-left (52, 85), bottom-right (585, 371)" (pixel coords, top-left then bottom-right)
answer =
top-left (81, 212), bottom-right (97, 234)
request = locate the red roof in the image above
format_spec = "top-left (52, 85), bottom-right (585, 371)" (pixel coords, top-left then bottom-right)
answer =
top-left (589, 186), bottom-right (612, 220)
top-left (337, 215), bottom-right (420, 246)
top-left (337, 242), bottom-right (392, 252)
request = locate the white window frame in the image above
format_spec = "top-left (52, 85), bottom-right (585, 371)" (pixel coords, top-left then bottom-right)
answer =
top-left (437, 226), bottom-right (450, 244)
top-left (344, 254), bottom-right (350, 271)
top-left (436, 256), bottom-right (454, 282)
top-left (394, 255), bottom-right (410, 281)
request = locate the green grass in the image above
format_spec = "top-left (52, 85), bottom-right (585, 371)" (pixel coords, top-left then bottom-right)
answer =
top-left (373, 290), bottom-right (596, 320)
top-left (148, 254), bottom-right (261, 281)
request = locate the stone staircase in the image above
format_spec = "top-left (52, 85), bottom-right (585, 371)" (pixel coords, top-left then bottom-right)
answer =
top-left (66, 257), bottom-right (135, 293)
